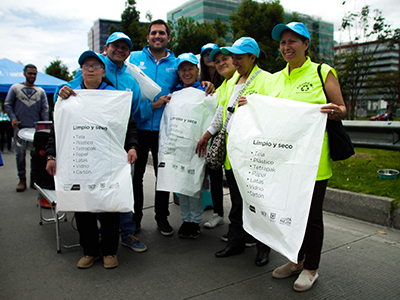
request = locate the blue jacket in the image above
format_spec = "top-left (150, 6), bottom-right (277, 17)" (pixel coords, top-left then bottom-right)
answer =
top-left (129, 46), bottom-right (178, 131)
top-left (55, 56), bottom-right (141, 117)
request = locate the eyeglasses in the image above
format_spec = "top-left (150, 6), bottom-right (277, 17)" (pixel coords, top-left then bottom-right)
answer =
top-left (82, 64), bottom-right (103, 70)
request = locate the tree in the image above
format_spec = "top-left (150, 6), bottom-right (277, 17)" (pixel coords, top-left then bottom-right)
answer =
top-left (110, 0), bottom-right (148, 51)
top-left (169, 17), bottom-right (218, 55)
top-left (334, 5), bottom-right (400, 119)
top-left (229, 0), bottom-right (286, 73)
top-left (213, 17), bottom-right (229, 39)
top-left (45, 59), bottom-right (72, 81)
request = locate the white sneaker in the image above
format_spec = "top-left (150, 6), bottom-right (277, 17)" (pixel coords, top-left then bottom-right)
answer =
top-left (293, 270), bottom-right (319, 292)
top-left (204, 214), bottom-right (224, 228)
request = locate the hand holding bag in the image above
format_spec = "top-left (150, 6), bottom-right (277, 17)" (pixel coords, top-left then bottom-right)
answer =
top-left (317, 64), bottom-right (355, 161)
top-left (206, 70), bottom-right (261, 170)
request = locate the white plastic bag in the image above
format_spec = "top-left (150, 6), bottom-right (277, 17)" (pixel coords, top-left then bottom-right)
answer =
top-left (54, 90), bottom-right (134, 213)
top-left (125, 61), bottom-right (161, 101)
top-left (227, 94), bottom-right (327, 263)
top-left (157, 88), bottom-right (217, 197)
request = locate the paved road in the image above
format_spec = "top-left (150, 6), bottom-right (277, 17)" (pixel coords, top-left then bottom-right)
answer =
top-left (0, 151), bottom-right (399, 299)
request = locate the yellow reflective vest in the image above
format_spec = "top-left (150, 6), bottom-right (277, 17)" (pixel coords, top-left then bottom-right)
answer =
top-left (265, 57), bottom-right (336, 180)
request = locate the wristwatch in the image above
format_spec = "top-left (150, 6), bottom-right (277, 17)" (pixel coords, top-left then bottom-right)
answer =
top-left (46, 156), bottom-right (56, 161)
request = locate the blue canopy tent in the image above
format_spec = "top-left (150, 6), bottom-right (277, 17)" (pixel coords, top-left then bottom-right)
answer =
top-left (0, 58), bottom-right (67, 98)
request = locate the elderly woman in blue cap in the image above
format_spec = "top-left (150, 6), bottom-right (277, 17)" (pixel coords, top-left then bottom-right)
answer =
top-left (46, 50), bottom-right (139, 269)
top-left (196, 37), bottom-right (272, 267)
top-left (261, 22), bottom-right (347, 292)
top-left (170, 53), bottom-right (208, 238)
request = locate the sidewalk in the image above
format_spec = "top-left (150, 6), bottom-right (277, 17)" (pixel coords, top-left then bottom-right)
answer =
top-left (0, 151), bottom-right (399, 299)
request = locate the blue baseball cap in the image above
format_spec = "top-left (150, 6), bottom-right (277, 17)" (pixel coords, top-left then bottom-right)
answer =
top-left (175, 53), bottom-right (199, 70)
top-left (209, 48), bottom-right (222, 61)
top-left (221, 37), bottom-right (260, 58)
top-left (271, 22), bottom-right (311, 46)
top-left (106, 32), bottom-right (133, 50)
top-left (201, 43), bottom-right (219, 55)
top-left (78, 50), bottom-right (105, 68)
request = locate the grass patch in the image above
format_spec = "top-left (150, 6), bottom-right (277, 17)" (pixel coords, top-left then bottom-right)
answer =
top-left (328, 147), bottom-right (400, 210)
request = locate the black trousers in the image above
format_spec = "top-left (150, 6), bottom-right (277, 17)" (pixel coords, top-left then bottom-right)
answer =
top-left (0, 120), bottom-right (13, 151)
top-left (75, 212), bottom-right (120, 256)
top-left (225, 169), bottom-right (268, 252)
top-left (207, 166), bottom-right (224, 217)
top-left (133, 129), bottom-right (170, 225)
top-left (298, 179), bottom-right (328, 270)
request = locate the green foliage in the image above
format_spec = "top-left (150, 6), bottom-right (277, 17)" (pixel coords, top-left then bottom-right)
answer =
top-left (45, 59), bottom-right (72, 81)
top-left (119, 0), bottom-right (148, 51)
top-left (169, 17), bottom-right (218, 55)
top-left (329, 148), bottom-right (400, 206)
top-left (334, 5), bottom-right (400, 120)
top-left (229, 0), bottom-right (286, 73)
top-left (213, 17), bottom-right (229, 39)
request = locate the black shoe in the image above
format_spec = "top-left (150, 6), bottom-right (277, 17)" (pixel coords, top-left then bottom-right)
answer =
top-left (188, 223), bottom-right (200, 239)
top-left (178, 222), bottom-right (190, 238)
top-left (215, 244), bottom-right (245, 258)
top-left (157, 219), bottom-right (174, 236)
top-left (255, 248), bottom-right (270, 267)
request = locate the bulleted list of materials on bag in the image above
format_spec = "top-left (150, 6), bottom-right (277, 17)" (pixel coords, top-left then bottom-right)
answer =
top-left (69, 124), bottom-right (110, 180)
top-left (244, 139), bottom-right (296, 204)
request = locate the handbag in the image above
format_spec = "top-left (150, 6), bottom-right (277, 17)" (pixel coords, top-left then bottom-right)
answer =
top-left (206, 70), bottom-right (261, 170)
top-left (317, 64), bottom-right (355, 161)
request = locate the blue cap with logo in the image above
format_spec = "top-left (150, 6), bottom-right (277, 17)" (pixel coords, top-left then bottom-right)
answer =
top-left (201, 43), bottom-right (219, 55)
top-left (221, 37), bottom-right (260, 58)
top-left (106, 32), bottom-right (133, 50)
top-left (271, 22), bottom-right (311, 46)
top-left (78, 50), bottom-right (105, 68)
top-left (175, 53), bottom-right (199, 70)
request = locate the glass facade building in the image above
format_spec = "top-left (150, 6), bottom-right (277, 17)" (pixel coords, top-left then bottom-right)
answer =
top-left (88, 19), bottom-right (122, 54)
top-left (167, 0), bottom-right (243, 43)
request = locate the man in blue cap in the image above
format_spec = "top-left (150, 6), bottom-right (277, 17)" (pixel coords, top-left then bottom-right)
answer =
top-left (57, 32), bottom-right (146, 253)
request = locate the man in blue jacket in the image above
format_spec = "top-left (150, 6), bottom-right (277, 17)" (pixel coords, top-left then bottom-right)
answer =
top-left (57, 32), bottom-right (146, 253)
top-left (129, 20), bottom-right (178, 236)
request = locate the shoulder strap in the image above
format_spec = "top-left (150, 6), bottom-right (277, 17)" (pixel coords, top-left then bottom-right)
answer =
top-left (317, 64), bottom-right (329, 103)
top-left (223, 69), bottom-right (262, 129)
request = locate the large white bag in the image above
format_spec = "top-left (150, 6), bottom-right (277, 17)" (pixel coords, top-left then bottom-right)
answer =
top-left (157, 88), bottom-right (217, 197)
top-left (54, 90), bottom-right (134, 213)
top-left (125, 61), bottom-right (162, 101)
top-left (227, 94), bottom-right (327, 263)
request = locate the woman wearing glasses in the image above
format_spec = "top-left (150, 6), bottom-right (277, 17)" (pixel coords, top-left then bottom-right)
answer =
top-left (45, 50), bottom-right (138, 269)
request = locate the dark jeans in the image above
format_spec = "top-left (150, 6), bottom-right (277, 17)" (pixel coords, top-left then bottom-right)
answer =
top-left (298, 179), bottom-right (328, 270)
top-left (225, 169), bottom-right (268, 251)
top-left (75, 212), bottom-right (120, 256)
top-left (207, 166), bottom-right (224, 217)
top-left (14, 128), bottom-right (34, 180)
top-left (132, 129), bottom-right (170, 226)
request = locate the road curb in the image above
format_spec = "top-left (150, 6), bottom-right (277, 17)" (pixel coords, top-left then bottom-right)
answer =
top-left (324, 187), bottom-right (398, 229)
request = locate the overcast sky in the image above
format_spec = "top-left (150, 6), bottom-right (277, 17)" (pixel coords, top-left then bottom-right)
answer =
top-left (1, 0), bottom-right (399, 74)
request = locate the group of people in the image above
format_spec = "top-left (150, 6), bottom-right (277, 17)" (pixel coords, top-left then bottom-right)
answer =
top-left (5, 19), bottom-right (346, 292)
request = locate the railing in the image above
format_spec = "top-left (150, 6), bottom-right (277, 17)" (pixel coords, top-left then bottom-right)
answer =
top-left (343, 121), bottom-right (400, 151)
